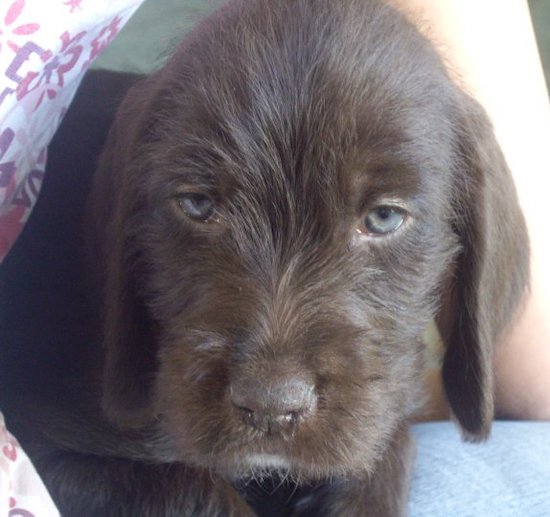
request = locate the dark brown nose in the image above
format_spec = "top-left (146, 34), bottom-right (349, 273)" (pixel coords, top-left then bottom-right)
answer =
top-left (230, 375), bottom-right (317, 434)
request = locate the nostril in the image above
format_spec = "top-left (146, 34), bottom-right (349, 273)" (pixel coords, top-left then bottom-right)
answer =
top-left (277, 379), bottom-right (318, 419)
top-left (229, 384), bottom-right (256, 414)
top-left (235, 407), bottom-right (301, 434)
top-left (237, 407), bottom-right (256, 428)
top-left (229, 375), bottom-right (317, 433)
top-left (275, 411), bottom-right (299, 428)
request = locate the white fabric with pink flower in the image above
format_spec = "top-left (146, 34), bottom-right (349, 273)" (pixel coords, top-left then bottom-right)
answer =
top-left (0, 0), bottom-right (144, 262)
top-left (1, 0), bottom-right (145, 514)
top-left (1, 412), bottom-right (60, 517)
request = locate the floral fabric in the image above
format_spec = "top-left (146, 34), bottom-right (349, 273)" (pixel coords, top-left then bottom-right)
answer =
top-left (0, 0), bottom-right (144, 262)
top-left (1, 412), bottom-right (59, 517)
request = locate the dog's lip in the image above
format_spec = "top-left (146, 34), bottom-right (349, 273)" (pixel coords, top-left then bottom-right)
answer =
top-left (242, 453), bottom-right (291, 470)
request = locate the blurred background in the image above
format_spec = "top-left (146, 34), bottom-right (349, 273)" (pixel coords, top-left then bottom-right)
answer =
top-left (530, 0), bottom-right (550, 90)
top-left (94, 0), bottom-right (550, 93)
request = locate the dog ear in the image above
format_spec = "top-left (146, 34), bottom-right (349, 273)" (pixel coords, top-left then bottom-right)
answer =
top-left (88, 74), bottom-right (164, 427)
top-left (438, 93), bottom-right (529, 440)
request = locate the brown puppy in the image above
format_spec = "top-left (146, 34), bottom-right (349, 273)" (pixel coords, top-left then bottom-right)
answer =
top-left (0, 0), bottom-right (528, 515)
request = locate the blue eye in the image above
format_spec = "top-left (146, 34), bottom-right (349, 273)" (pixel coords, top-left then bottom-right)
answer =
top-left (178, 192), bottom-right (215, 222)
top-left (361, 206), bottom-right (406, 235)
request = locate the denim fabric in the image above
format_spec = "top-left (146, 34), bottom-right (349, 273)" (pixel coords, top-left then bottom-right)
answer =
top-left (409, 421), bottom-right (550, 516)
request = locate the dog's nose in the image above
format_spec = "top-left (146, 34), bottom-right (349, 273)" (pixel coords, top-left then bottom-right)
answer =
top-left (230, 375), bottom-right (317, 433)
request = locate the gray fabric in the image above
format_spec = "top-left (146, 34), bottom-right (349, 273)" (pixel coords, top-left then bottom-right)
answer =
top-left (409, 421), bottom-right (550, 516)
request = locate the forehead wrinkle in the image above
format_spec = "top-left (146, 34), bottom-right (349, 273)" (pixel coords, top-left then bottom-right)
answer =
top-left (155, 0), bottom-right (454, 205)
top-left (177, 16), bottom-right (359, 203)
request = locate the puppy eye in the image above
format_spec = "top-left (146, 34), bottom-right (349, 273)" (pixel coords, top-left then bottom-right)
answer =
top-left (359, 206), bottom-right (407, 236)
top-left (177, 192), bottom-right (216, 222)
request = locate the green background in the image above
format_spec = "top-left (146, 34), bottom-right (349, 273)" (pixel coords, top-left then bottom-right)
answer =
top-left (95, 0), bottom-right (550, 94)
top-left (531, 0), bottom-right (550, 90)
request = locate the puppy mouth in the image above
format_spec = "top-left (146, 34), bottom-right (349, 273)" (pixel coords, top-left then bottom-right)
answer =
top-left (155, 408), bottom-right (388, 482)
top-left (200, 433), bottom-right (300, 475)
top-left (244, 453), bottom-right (291, 470)
top-left (214, 451), bottom-right (297, 480)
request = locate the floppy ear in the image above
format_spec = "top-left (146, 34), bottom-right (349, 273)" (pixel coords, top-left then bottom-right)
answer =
top-left (88, 73), bottom-right (164, 427)
top-left (438, 94), bottom-right (529, 440)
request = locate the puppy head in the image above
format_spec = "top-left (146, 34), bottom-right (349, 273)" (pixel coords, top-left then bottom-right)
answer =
top-left (90, 0), bottom-right (528, 478)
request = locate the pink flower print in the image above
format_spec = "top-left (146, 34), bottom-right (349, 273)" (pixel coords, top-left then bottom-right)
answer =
top-left (1, 421), bottom-right (19, 462)
top-left (64, 0), bottom-right (83, 14)
top-left (12, 166), bottom-right (45, 208)
top-left (0, 0), bottom-right (41, 54)
top-left (0, 203), bottom-right (26, 260)
top-left (9, 497), bottom-right (39, 517)
top-left (0, 40), bottom-right (51, 108)
top-left (15, 30), bottom-right (86, 109)
top-left (84, 16), bottom-right (123, 68)
top-left (2, 439), bottom-right (17, 462)
top-left (9, 509), bottom-right (37, 517)
top-left (0, 128), bottom-right (16, 192)
top-left (7, 144), bottom-right (46, 209)
top-left (0, 151), bottom-right (44, 259)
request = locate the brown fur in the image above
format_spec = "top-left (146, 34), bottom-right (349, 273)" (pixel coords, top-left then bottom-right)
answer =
top-left (0, 0), bottom-right (528, 515)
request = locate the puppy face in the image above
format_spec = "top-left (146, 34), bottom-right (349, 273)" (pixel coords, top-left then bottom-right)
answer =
top-left (91, 0), bottom-right (528, 480)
